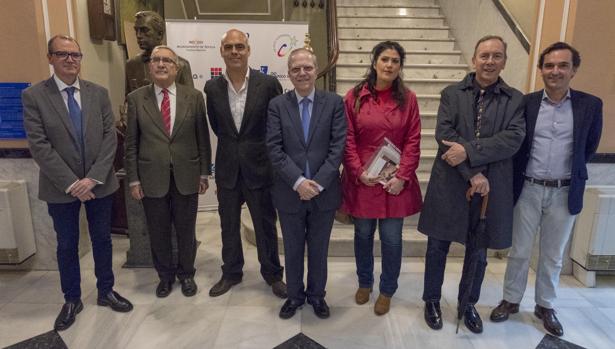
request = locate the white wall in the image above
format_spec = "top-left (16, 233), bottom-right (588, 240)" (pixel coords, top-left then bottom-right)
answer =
top-left (438, 0), bottom-right (530, 92)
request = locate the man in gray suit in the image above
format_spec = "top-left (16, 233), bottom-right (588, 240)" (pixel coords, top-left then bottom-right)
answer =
top-left (267, 48), bottom-right (347, 319)
top-left (125, 45), bottom-right (211, 298)
top-left (22, 35), bottom-right (133, 331)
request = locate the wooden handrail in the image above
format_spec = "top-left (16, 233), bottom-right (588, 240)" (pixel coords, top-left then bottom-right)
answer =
top-left (317, 0), bottom-right (338, 85)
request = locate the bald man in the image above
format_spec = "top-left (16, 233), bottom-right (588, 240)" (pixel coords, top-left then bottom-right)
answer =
top-left (204, 29), bottom-right (286, 298)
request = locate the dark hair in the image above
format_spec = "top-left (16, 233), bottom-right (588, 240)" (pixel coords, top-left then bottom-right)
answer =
top-left (473, 35), bottom-right (508, 58)
top-left (538, 41), bottom-right (581, 68)
top-left (47, 35), bottom-right (80, 54)
top-left (352, 41), bottom-right (408, 111)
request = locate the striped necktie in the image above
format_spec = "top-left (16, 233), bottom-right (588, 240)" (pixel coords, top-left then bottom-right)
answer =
top-left (161, 88), bottom-right (171, 135)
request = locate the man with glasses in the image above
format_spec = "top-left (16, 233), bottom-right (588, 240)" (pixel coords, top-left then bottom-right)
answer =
top-left (267, 48), bottom-right (346, 319)
top-left (204, 29), bottom-right (286, 298)
top-left (22, 35), bottom-right (133, 331)
top-left (125, 45), bottom-right (211, 298)
top-left (418, 35), bottom-right (525, 333)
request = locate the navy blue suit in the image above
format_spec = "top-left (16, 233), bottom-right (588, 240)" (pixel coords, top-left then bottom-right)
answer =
top-left (513, 89), bottom-right (602, 214)
top-left (266, 89), bottom-right (346, 302)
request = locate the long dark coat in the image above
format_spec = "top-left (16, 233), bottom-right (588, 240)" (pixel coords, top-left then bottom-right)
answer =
top-left (417, 73), bottom-right (525, 249)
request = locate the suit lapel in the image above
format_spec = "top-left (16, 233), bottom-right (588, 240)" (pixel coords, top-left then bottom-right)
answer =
top-left (306, 90), bottom-right (325, 147)
top-left (44, 78), bottom-right (79, 145)
top-left (284, 92), bottom-right (306, 147)
top-left (143, 85), bottom-right (169, 138)
top-left (462, 88), bottom-right (475, 135)
top-left (171, 85), bottom-right (188, 140)
top-left (217, 77), bottom-right (239, 136)
top-left (240, 69), bottom-right (260, 135)
top-left (571, 89), bottom-right (583, 154)
top-left (526, 91), bottom-right (542, 146)
top-left (79, 81), bottom-right (92, 138)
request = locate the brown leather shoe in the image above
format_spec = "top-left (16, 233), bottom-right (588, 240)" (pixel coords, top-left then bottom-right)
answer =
top-left (490, 299), bottom-right (519, 322)
top-left (355, 287), bottom-right (372, 305)
top-left (271, 280), bottom-right (288, 299)
top-left (374, 294), bottom-right (391, 316)
top-left (534, 305), bottom-right (564, 337)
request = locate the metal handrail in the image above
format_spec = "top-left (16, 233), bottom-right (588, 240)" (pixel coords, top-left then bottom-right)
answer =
top-left (317, 0), bottom-right (338, 84)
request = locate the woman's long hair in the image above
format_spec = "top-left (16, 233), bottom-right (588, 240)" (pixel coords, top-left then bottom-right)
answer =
top-left (352, 41), bottom-right (408, 111)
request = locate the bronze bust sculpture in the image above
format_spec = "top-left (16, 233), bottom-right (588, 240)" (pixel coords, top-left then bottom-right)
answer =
top-left (125, 11), bottom-right (193, 94)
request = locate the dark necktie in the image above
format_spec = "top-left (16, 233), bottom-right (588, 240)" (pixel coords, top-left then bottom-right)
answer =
top-left (300, 97), bottom-right (312, 178)
top-left (161, 88), bottom-right (171, 135)
top-left (64, 87), bottom-right (83, 149)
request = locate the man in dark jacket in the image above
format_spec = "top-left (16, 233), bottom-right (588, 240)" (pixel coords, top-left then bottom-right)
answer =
top-left (490, 42), bottom-right (602, 337)
top-left (418, 35), bottom-right (525, 334)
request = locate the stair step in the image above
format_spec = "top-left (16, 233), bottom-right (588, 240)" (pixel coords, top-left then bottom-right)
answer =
top-left (337, 16), bottom-right (445, 28)
top-left (336, 63), bottom-right (467, 79)
top-left (337, 0), bottom-right (437, 7)
top-left (340, 38), bottom-right (456, 51)
top-left (338, 50), bottom-right (463, 64)
top-left (337, 6), bottom-right (441, 17)
top-left (336, 78), bottom-right (458, 95)
top-left (339, 27), bottom-right (450, 40)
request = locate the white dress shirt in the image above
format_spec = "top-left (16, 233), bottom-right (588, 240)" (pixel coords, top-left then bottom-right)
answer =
top-left (223, 69), bottom-right (250, 132)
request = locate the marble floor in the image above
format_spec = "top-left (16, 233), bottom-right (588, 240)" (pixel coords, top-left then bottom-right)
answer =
top-left (1, 212), bottom-right (615, 349)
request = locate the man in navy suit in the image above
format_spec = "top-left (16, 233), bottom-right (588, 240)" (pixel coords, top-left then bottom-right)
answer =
top-left (267, 48), bottom-right (347, 319)
top-left (490, 42), bottom-right (602, 337)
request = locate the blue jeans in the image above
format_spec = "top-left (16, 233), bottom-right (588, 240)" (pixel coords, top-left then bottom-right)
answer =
top-left (354, 218), bottom-right (403, 296)
top-left (47, 195), bottom-right (114, 302)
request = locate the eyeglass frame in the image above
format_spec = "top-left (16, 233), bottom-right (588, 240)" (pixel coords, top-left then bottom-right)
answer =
top-left (49, 51), bottom-right (83, 61)
top-left (150, 56), bottom-right (178, 65)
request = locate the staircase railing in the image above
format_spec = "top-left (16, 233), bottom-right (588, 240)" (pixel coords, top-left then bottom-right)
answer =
top-left (318, 0), bottom-right (338, 91)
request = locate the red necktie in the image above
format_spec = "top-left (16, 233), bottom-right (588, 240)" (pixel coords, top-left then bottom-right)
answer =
top-left (161, 88), bottom-right (171, 135)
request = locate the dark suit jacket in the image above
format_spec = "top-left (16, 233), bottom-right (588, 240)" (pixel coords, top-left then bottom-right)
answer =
top-left (204, 69), bottom-right (282, 190)
top-left (124, 83), bottom-right (211, 198)
top-left (513, 89), bottom-right (603, 215)
top-left (22, 77), bottom-right (119, 203)
top-left (266, 89), bottom-right (347, 213)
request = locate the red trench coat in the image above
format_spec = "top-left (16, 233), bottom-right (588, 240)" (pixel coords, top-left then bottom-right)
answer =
top-left (341, 85), bottom-right (423, 219)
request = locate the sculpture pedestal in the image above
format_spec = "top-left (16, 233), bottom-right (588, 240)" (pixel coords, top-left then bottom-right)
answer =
top-left (123, 174), bottom-right (153, 268)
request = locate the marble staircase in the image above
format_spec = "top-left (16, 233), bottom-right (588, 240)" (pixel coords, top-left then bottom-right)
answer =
top-left (330, 0), bottom-right (471, 257)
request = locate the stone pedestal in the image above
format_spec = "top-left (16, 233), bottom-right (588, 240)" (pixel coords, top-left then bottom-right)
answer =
top-left (0, 159), bottom-right (90, 270)
top-left (123, 178), bottom-right (153, 268)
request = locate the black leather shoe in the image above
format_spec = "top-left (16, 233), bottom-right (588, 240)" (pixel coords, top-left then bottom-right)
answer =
top-left (534, 305), bottom-right (564, 337)
top-left (307, 298), bottom-right (330, 319)
top-left (209, 277), bottom-right (241, 297)
top-left (156, 280), bottom-right (174, 298)
top-left (424, 301), bottom-right (443, 330)
top-left (279, 299), bottom-right (304, 319)
top-left (180, 278), bottom-right (198, 297)
top-left (271, 280), bottom-right (288, 299)
top-left (54, 300), bottom-right (83, 331)
top-left (97, 291), bottom-right (133, 312)
top-left (462, 304), bottom-right (483, 334)
top-left (490, 299), bottom-right (519, 322)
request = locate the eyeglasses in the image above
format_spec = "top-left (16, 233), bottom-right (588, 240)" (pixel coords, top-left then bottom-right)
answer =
top-left (50, 51), bottom-right (83, 61)
top-left (150, 56), bottom-right (177, 65)
top-left (290, 65), bottom-right (315, 75)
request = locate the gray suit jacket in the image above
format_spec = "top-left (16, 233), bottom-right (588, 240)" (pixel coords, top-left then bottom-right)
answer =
top-left (22, 77), bottom-right (119, 203)
top-left (124, 83), bottom-right (211, 198)
top-left (266, 89), bottom-right (347, 213)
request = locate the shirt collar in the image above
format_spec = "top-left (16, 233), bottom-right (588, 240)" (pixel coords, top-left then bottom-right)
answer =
top-left (223, 68), bottom-right (250, 85)
top-left (294, 88), bottom-right (316, 104)
top-left (542, 89), bottom-right (571, 105)
top-left (154, 82), bottom-right (177, 96)
top-left (54, 75), bottom-right (80, 92)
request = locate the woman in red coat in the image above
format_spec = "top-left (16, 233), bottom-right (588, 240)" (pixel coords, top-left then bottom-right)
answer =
top-left (341, 41), bottom-right (423, 315)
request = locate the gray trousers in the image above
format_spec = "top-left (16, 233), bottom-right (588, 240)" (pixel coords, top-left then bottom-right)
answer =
top-left (503, 181), bottom-right (577, 309)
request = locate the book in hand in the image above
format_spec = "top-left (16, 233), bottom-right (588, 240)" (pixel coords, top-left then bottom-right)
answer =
top-left (365, 138), bottom-right (401, 185)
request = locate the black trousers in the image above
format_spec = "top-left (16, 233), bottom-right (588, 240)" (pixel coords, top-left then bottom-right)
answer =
top-left (142, 175), bottom-right (198, 282)
top-left (217, 173), bottom-right (283, 284)
top-left (278, 202), bottom-right (335, 303)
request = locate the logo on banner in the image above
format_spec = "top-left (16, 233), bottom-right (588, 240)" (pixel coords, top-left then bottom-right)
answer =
top-left (260, 66), bottom-right (268, 74)
top-left (210, 67), bottom-right (223, 79)
top-left (273, 34), bottom-right (299, 57)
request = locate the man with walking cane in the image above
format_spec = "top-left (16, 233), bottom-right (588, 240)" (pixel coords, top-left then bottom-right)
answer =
top-left (418, 35), bottom-right (525, 333)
